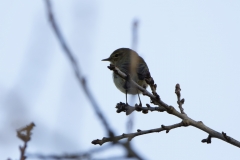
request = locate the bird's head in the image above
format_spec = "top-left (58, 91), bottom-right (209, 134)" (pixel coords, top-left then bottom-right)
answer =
top-left (102, 48), bottom-right (133, 65)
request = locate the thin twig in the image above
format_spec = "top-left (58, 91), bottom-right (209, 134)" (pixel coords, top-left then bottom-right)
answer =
top-left (92, 122), bottom-right (184, 145)
top-left (17, 122), bottom-right (35, 160)
top-left (28, 144), bottom-right (111, 159)
top-left (44, 0), bottom-right (113, 137)
top-left (132, 19), bottom-right (138, 51)
top-left (116, 102), bottom-right (166, 115)
top-left (175, 84), bottom-right (185, 114)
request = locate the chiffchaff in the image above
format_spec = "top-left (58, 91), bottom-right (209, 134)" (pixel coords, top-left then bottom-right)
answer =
top-left (102, 48), bottom-right (149, 105)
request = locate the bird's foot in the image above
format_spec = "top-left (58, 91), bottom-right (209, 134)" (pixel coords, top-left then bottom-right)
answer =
top-left (135, 103), bottom-right (142, 111)
top-left (138, 102), bottom-right (142, 107)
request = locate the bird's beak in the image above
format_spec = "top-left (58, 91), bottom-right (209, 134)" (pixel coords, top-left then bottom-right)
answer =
top-left (101, 57), bottom-right (111, 61)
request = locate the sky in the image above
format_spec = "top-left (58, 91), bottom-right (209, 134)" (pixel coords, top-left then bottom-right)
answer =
top-left (0, 0), bottom-right (240, 159)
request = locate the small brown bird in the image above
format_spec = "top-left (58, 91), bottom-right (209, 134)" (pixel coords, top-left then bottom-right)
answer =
top-left (102, 48), bottom-right (149, 105)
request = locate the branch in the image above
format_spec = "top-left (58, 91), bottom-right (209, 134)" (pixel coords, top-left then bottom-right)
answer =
top-left (92, 122), bottom-right (184, 145)
top-left (175, 83), bottom-right (185, 114)
top-left (105, 64), bottom-right (240, 148)
top-left (116, 102), bottom-right (166, 115)
top-left (44, 0), bottom-right (113, 137)
top-left (28, 144), bottom-right (111, 159)
top-left (131, 19), bottom-right (138, 50)
top-left (17, 122), bottom-right (35, 160)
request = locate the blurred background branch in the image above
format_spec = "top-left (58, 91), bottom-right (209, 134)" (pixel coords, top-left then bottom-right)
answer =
top-left (44, 0), bottom-right (113, 136)
top-left (43, 0), bottom-right (143, 159)
top-left (28, 144), bottom-right (112, 160)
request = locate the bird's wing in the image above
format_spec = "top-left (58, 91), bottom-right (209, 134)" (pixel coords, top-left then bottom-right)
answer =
top-left (137, 58), bottom-right (149, 80)
top-left (118, 57), bottom-right (149, 80)
top-left (118, 61), bottom-right (130, 75)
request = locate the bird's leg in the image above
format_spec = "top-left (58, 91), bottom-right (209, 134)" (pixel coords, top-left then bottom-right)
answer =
top-left (123, 74), bottom-right (130, 105)
top-left (137, 91), bottom-right (142, 106)
top-left (125, 89), bottom-right (128, 105)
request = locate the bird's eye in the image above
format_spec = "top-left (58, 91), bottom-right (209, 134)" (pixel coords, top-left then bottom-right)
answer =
top-left (114, 54), bottom-right (118, 57)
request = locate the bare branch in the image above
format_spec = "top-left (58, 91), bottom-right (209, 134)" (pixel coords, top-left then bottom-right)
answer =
top-left (28, 144), bottom-right (111, 159)
top-left (17, 122), bottom-right (35, 160)
top-left (106, 64), bottom-right (240, 148)
top-left (175, 84), bottom-right (185, 114)
top-left (116, 102), bottom-right (166, 115)
top-left (92, 122), bottom-right (184, 145)
top-left (28, 154), bottom-right (86, 160)
top-left (44, 0), bottom-right (113, 137)
top-left (131, 19), bottom-right (139, 51)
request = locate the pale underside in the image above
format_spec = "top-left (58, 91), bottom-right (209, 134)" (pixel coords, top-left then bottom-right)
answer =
top-left (112, 72), bottom-right (148, 95)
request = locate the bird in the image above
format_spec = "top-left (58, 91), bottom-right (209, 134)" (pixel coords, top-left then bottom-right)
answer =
top-left (102, 48), bottom-right (149, 106)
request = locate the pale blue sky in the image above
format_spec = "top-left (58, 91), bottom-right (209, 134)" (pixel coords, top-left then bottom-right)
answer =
top-left (0, 0), bottom-right (240, 159)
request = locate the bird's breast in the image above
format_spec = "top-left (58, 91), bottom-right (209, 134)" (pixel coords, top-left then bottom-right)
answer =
top-left (112, 72), bottom-right (147, 95)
